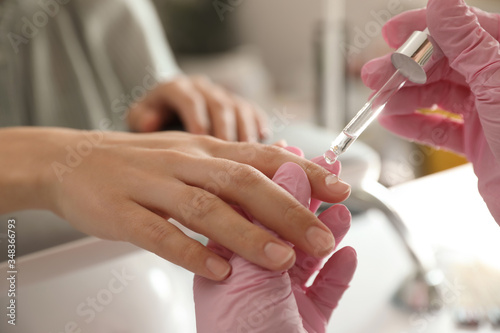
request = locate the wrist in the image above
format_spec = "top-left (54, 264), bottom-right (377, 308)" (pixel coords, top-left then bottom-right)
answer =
top-left (0, 127), bottom-right (81, 213)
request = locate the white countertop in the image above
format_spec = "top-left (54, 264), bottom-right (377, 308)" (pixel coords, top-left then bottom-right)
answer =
top-left (329, 164), bottom-right (500, 333)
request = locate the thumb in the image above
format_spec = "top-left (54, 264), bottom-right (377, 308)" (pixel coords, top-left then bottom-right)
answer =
top-left (427, 0), bottom-right (500, 161)
top-left (272, 162), bottom-right (311, 208)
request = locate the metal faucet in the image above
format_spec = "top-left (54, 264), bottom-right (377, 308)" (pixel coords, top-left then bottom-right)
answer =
top-left (344, 179), bottom-right (444, 312)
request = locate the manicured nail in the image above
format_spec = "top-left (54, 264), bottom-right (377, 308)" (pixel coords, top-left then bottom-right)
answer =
top-left (206, 257), bottom-right (231, 278)
top-left (325, 174), bottom-right (351, 195)
top-left (264, 242), bottom-right (294, 265)
top-left (306, 226), bottom-right (335, 256)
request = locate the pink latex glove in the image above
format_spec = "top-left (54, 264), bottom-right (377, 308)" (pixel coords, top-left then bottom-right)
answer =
top-left (361, 0), bottom-right (500, 224)
top-left (194, 156), bottom-right (357, 333)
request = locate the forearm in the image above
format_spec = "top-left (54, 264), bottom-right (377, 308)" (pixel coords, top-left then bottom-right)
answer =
top-left (0, 127), bottom-right (71, 214)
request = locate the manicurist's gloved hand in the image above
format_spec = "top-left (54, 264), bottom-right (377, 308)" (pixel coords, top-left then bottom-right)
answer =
top-left (194, 157), bottom-right (357, 333)
top-left (127, 75), bottom-right (267, 142)
top-left (362, 0), bottom-right (500, 224)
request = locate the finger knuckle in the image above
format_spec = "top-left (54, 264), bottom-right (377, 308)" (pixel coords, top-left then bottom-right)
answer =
top-left (262, 143), bottom-right (284, 155)
top-left (155, 149), bottom-right (189, 165)
top-left (126, 218), bottom-right (172, 246)
top-left (303, 161), bottom-right (327, 180)
top-left (283, 201), bottom-right (307, 223)
top-left (258, 144), bottom-right (287, 165)
top-left (195, 134), bottom-right (223, 150)
top-left (181, 190), bottom-right (220, 223)
top-left (145, 221), bottom-right (173, 245)
top-left (230, 164), bottom-right (265, 191)
top-left (183, 94), bottom-right (204, 111)
top-left (178, 241), bottom-right (204, 266)
top-left (210, 97), bottom-right (232, 113)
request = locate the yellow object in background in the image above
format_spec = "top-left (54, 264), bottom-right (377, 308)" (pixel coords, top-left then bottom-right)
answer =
top-left (418, 108), bottom-right (469, 175)
top-left (421, 146), bottom-right (468, 175)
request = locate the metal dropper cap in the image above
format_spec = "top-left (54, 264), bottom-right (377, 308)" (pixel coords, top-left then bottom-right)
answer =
top-left (391, 28), bottom-right (434, 84)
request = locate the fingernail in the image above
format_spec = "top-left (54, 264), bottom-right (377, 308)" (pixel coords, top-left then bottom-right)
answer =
top-left (206, 257), bottom-right (231, 278)
top-left (306, 226), bottom-right (335, 256)
top-left (325, 174), bottom-right (351, 195)
top-left (264, 242), bottom-right (294, 265)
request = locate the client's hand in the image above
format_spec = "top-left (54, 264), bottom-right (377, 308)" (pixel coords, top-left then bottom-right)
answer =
top-left (194, 158), bottom-right (357, 333)
top-left (127, 75), bottom-right (267, 142)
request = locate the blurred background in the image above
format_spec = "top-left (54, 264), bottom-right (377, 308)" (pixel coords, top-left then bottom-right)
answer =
top-left (152, 0), bottom-right (500, 186)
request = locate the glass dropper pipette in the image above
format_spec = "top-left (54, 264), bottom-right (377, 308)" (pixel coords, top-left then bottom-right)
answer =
top-left (324, 28), bottom-right (435, 164)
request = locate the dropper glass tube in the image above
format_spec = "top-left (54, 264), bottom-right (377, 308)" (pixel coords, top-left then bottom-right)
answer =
top-left (324, 28), bottom-right (435, 165)
top-left (324, 69), bottom-right (408, 164)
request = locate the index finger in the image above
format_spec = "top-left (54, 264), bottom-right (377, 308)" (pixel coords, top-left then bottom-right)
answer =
top-left (383, 7), bottom-right (500, 49)
top-left (159, 79), bottom-right (211, 135)
top-left (211, 141), bottom-right (351, 204)
top-left (381, 8), bottom-right (428, 49)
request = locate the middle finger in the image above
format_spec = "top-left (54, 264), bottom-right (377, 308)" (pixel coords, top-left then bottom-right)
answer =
top-left (169, 155), bottom-right (337, 258)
